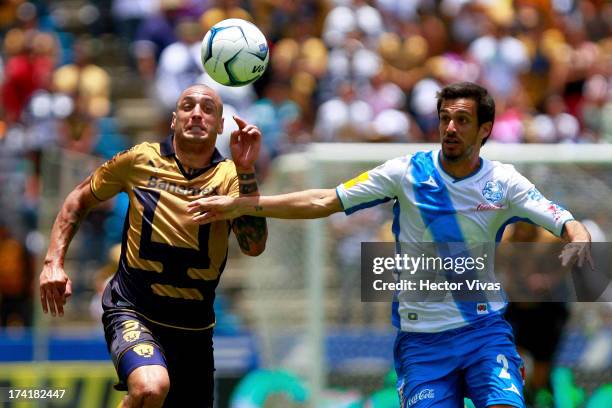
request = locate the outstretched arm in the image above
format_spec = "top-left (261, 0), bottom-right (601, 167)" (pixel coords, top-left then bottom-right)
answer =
top-left (188, 189), bottom-right (343, 224)
top-left (229, 115), bottom-right (267, 256)
top-left (559, 220), bottom-right (594, 269)
top-left (40, 176), bottom-right (102, 316)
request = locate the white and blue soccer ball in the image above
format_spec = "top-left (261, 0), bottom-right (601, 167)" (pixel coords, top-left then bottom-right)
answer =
top-left (201, 18), bottom-right (269, 87)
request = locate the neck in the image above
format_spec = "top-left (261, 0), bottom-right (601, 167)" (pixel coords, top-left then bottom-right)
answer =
top-left (439, 149), bottom-right (481, 179)
top-left (173, 137), bottom-right (215, 169)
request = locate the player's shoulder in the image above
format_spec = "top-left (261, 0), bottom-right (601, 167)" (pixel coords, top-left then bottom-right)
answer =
top-left (481, 158), bottom-right (532, 194)
top-left (132, 141), bottom-right (159, 155)
top-left (369, 154), bottom-right (412, 179)
top-left (381, 153), bottom-right (413, 169)
top-left (99, 143), bottom-right (146, 169)
top-left (484, 159), bottom-right (523, 179)
top-left (119, 141), bottom-right (162, 164)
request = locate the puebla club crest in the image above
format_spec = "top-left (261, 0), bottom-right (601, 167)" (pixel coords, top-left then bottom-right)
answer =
top-left (482, 180), bottom-right (504, 204)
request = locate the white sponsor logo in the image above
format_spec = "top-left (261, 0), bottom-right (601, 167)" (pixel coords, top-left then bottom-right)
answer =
top-left (422, 176), bottom-right (438, 188)
top-left (408, 389), bottom-right (435, 406)
top-left (504, 382), bottom-right (521, 396)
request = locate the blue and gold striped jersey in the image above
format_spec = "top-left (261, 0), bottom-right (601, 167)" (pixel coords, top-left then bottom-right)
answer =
top-left (92, 135), bottom-right (239, 330)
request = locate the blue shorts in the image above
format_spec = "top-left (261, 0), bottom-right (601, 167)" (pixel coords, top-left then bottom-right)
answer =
top-left (394, 315), bottom-right (525, 408)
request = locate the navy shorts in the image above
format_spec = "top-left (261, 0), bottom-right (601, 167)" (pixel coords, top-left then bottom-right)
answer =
top-left (102, 309), bottom-right (215, 407)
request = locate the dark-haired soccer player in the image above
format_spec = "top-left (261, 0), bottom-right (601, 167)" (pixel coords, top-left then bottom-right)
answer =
top-left (39, 84), bottom-right (267, 408)
top-left (188, 82), bottom-right (593, 408)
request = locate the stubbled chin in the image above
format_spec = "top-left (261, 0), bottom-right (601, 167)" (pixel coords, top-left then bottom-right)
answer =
top-left (442, 148), bottom-right (463, 162)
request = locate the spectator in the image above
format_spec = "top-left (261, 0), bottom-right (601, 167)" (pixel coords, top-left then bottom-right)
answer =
top-left (489, 87), bottom-right (530, 144)
top-left (578, 74), bottom-right (611, 143)
top-left (132, 0), bottom-right (180, 80)
top-left (111, 0), bottom-right (159, 43)
top-left (525, 94), bottom-right (580, 143)
top-left (314, 80), bottom-right (373, 142)
top-left (0, 223), bottom-right (33, 327)
top-left (408, 77), bottom-right (441, 141)
top-left (199, 0), bottom-right (253, 33)
top-left (155, 18), bottom-right (204, 112)
top-left (1, 29), bottom-right (56, 124)
top-left (467, 14), bottom-right (529, 99)
top-left (53, 37), bottom-right (111, 119)
top-left (363, 69), bottom-right (405, 116)
top-left (247, 79), bottom-right (301, 160)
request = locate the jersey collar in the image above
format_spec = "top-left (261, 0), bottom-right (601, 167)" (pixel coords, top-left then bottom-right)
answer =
top-left (435, 149), bottom-right (484, 183)
top-left (160, 134), bottom-right (226, 180)
top-left (160, 133), bottom-right (225, 163)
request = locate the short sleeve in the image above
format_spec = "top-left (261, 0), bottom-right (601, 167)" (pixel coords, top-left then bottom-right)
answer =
top-left (227, 173), bottom-right (239, 198)
top-left (90, 148), bottom-right (135, 201)
top-left (508, 172), bottom-right (574, 237)
top-left (336, 156), bottom-right (408, 215)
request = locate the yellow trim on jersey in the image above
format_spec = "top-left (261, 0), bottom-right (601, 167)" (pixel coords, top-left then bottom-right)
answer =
top-left (187, 268), bottom-right (220, 280)
top-left (150, 284), bottom-right (204, 300)
top-left (343, 171), bottom-right (370, 189)
top-left (89, 178), bottom-right (105, 202)
top-left (110, 308), bottom-right (216, 331)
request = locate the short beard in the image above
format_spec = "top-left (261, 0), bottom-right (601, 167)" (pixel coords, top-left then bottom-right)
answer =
top-left (442, 144), bottom-right (474, 163)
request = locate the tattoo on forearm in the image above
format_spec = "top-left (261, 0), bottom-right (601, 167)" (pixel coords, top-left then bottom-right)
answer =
top-left (239, 182), bottom-right (258, 194)
top-left (254, 205), bottom-right (263, 212)
top-left (238, 173), bottom-right (256, 181)
top-left (233, 216), bottom-right (267, 252)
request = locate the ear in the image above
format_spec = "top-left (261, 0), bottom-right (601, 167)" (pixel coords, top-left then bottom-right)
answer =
top-left (218, 116), bottom-right (224, 135)
top-left (171, 112), bottom-right (176, 130)
top-left (479, 121), bottom-right (493, 141)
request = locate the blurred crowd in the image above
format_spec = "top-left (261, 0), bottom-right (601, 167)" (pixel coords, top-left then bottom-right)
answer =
top-left (0, 0), bottom-right (610, 327)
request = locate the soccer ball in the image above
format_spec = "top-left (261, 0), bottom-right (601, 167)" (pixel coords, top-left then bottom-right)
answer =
top-left (201, 18), bottom-right (269, 87)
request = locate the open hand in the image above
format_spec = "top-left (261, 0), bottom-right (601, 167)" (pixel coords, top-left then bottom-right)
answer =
top-left (188, 195), bottom-right (241, 224)
top-left (39, 263), bottom-right (72, 317)
top-left (230, 115), bottom-right (261, 171)
top-left (559, 242), bottom-right (594, 270)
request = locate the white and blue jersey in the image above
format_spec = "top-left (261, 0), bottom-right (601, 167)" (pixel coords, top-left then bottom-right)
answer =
top-left (336, 150), bottom-right (574, 333)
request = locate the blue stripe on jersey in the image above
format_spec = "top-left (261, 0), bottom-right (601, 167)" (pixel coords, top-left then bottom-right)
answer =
top-left (391, 296), bottom-right (400, 328)
top-left (411, 151), bottom-right (464, 242)
top-left (344, 197), bottom-right (391, 215)
top-left (391, 198), bottom-right (401, 328)
top-left (410, 151), bottom-right (482, 323)
top-left (391, 199), bottom-right (401, 242)
top-left (495, 216), bottom-right (533, 242)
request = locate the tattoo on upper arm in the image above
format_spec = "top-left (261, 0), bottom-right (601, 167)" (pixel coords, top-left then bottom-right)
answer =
top-left (232, 216), bottom-right (267, 252)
